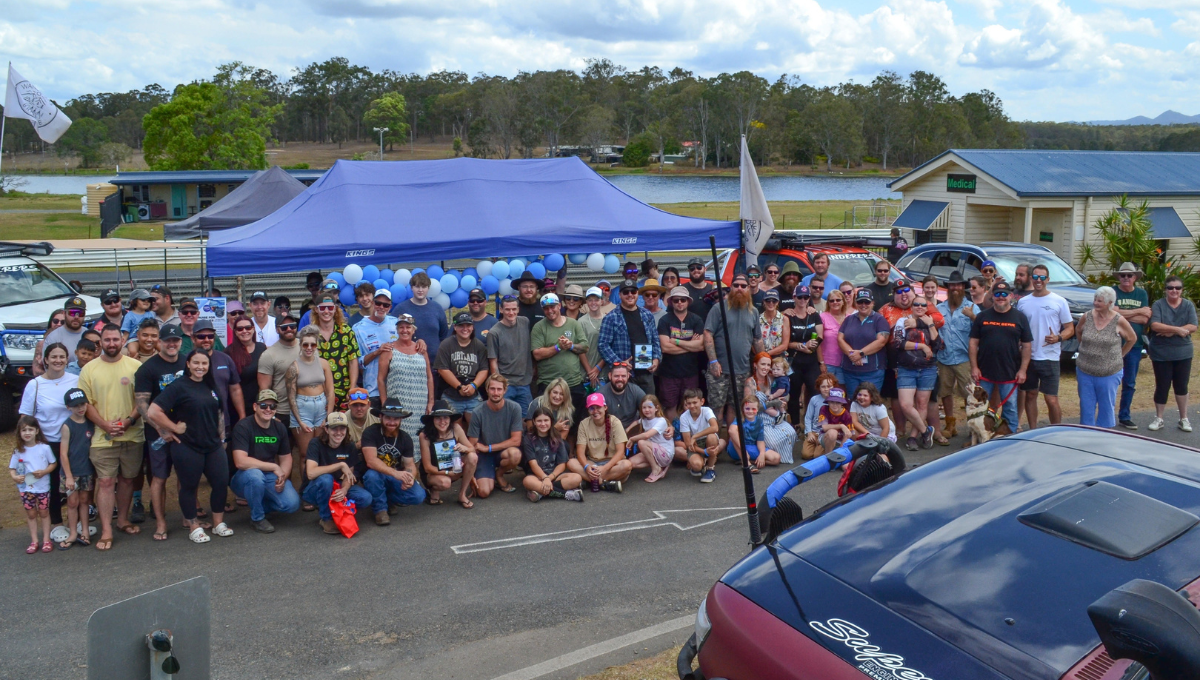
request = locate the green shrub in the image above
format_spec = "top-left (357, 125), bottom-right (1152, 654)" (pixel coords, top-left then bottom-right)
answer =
top-left (623, 134), bottom-right (653, 167)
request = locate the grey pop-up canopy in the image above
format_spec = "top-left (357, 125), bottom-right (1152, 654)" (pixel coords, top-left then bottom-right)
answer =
top-left (165, 166), bottom-right (309, 240)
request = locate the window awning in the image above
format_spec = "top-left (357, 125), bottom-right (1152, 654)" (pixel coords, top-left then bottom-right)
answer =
top-left (893, 200), bottom-right (949, 231)
top-left (1147, 207), bottom-right (1192, 239)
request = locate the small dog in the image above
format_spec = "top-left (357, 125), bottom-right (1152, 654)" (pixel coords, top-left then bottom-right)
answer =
top-left (965, 383), bottom-right (1012, 447)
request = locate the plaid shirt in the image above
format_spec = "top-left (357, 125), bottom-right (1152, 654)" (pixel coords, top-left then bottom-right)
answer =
top-left (598, 306), bottom-right (662, 366)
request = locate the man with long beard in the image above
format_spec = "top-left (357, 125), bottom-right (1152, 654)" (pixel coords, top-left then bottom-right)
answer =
top-left (703, 274), bottom-right (763, 426)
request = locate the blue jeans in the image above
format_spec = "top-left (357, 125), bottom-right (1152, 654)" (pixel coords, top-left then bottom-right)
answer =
top-left (362, 469), bottom-right (427, 513)
top-left (978, 379), bottom-right (1019, 433)
top-left (302, 473), bottom-right (373, 521)
top-left (1118, 351), bottom-right (1142, 422)
top-left (827, 365), bottom-right (845, 386)
top-left (230, 468), bottom-right (301, 522)
top-left (505, 385), bottom-right (532, 414)
top-left (442, 393), bottom-right (482, 414)
top-left (843, 369), bottom-right (885, 398)
top-left (1078, 368), bottom-right (1123, 428)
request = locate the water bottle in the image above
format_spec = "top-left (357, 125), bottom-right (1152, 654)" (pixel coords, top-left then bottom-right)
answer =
top-left (150, 437), bottom-right (167, 451)
top-left (451, 450), bottom-right (463, 474)
top-left (15, 458), bottom-right (25, 477)
top-left (20, 458), bottom-right (35, 487)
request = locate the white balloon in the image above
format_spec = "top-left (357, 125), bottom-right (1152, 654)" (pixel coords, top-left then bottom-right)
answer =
top-left (434, 293), bottom-right (451, 309)
top-left (428, 279), bottom-right (442, 297)
top-left (476, 260), bottom-right (493, 277)
top-left (498, 279), bottom-right (514, 295)
top-left (395, 268), bottom-right (412, 286)
top-left (586, 252), bottom-right (605, 272)
top-left (343, 264), bottom-right (364, 285)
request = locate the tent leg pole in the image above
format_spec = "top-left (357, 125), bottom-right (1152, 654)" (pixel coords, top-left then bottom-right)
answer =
top-left (114, 250), bottom-right (120, 291)
top-left (237, 276), bottom-right (244, 304)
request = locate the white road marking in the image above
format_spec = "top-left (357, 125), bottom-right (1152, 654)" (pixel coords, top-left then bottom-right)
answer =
top-left (451, 507), bottom-right (747, 554)
top-left (488, 615), bottom-right (694, 680)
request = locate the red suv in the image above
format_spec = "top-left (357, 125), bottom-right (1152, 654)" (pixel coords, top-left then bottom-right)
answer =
top-left (718, 234), bottom-right (908, 290)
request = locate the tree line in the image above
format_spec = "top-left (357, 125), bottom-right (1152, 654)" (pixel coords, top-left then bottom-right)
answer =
top-left (1, 57), bottom-right (1198, 171)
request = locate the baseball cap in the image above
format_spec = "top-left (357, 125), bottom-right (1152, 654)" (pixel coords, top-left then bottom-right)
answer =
top-left (192, 319), bottom-right (215, 333)
top-left (150, 284), bottom-right (172, 297)
top-left (618, 280), bottom-right (639, 293)
top-left (325, 412), bottom-right (349, 428)
top-left (130, 288), bottom-right (152, 302)
top-left (596, 279), bottom-right (612, 289)
top-left (893, 281), bottom-right (911, 292)
top-left (250, 291), bottom-right (269, 302)
top-left (731, 273), bottom-right (749, 285)
top-left (273, 296), bottom-right (290, 308)
top-left (981, 260), bottom-right (997, 270)
top-left (586, 286), bottom-right (604, 299)
top-left (179, 298), bottom-right (199, 311)
top-left (159, 324), bottom-right (184, 341)
top-left (101, 288), bottom-right (120, 303)
top-left (562, 284), bottom-right (585, 299)
top-left (64, 388), bottom-right (88, 407)
top-left (395, 313), bottom-right (415, 325)
top-left (992, 280), bottom-right (1013, 294)
top-left (668, 286), bottom-right (691, 300)
top-left (746, 264), bottom-right (762, 275)
top-left (256, 389), bottom-right (279, 403)
top-left (855, 289), bottom-right (874, 303)
top-left (374, 288), bottom-right (392, 300)
top-left (688, 257), bottom-right (705, 267)
top-left (794, 285), bottom-right (811, 298)
top-left (317, 292), bottom-right (338, 305)
top-left (586, 393), bottom-right (606, 409)
top-left (227, 300), bottom-right (245, 313)
top-left (453, 312), bottom-right (473, 325)
top-left (468, 288), bottom-right (487, 302)
top-left (827, 387), bottom-right (848, 404)
top-left (539, 292), bottom-right (560, 307)
top-left (64, 296), bottom-right (86, 311)
top-left (763, 289), bottom-right (780, 302)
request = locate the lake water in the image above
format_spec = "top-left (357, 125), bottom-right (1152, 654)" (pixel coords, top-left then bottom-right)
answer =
top-left (11, 172), bottom-right (895, 204)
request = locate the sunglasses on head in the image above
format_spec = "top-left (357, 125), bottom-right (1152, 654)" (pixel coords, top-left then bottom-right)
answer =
top-left (256, 401), bottom-right (277, 411)
top-left (501, 294), bottom-right (518, 302)
top-left (348, 392), bottom-right (369, 402)
top-left (66, 309), bottom-right (85, 317)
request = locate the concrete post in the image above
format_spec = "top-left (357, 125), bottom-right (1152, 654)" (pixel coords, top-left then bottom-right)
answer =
top-left (1024, 206), bottom-right (1033, 244)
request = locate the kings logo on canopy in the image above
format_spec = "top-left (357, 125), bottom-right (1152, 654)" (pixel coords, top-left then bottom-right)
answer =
top-left (346, 249), bottom-right (376, 258)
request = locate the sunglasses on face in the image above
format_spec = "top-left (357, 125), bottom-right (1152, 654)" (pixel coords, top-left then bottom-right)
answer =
top-left (104, 299), bottom-right (121, 305)
top-left (1167, 285), bottom-right (1183, 291)
top-left (1031, 274), bottom-right (1048, 281)
top-left (766, 269), bottom-right (779, 275)
top-left (731, 283), bottom-right (748, 289)
top-left (256, 402), bottom-right (277, 411)
top-left (810, 285), bottom-right (824, 291)
top-left (66, 309), bottom-right (85, 317)
top-left (587, 405), bottom-right (604, 412)
top-left (195, 333), bottom-right (216, 341)
top-left (876, 268), bottom-right (889, 273)
top-left (796, 294), bottom-right (810, 300)
top-left (856, 300), bottom-right (872, 305)
top-left (278, 323), bottom-right (298, 331)
top-left (228, 310), bottom-right (245, 316)
top-left (982, 269), bottom-right (995, 274)
top-left (181, 309), bottom-right (199, 316)
top-left (300, 342), bottom-right (318, 349)
top-left (993, 291), bottom-right (1010, 298)
top-left (235, 325), bottom-right (254, 332)
top-left (748, 273), bottom-right (760, 278)
top-left (317, 304), bottom-right (335, 312)
top-left (1118, 273), bottom-right (1136, 278)
top-left (620, 289), bottom-right (637, 295)
top-left (50, 318), bottom-right (64, 326)
top-left (912, 302), bottom-right (927, 307)
top-left (895, 287), bottom-right (911, 295)
top-left (688, 265), bottom-right (704, 271)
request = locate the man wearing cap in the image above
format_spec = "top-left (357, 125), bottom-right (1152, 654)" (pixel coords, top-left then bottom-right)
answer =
top-left (298, 271), bottom-right (324, 320)
top-left (1114, 262), bottom-right (1152, 429)
top-left (342, 388), bottom-right (378, 447)
top-left (595, 280), bottom-right (617, 315)
top-left (936, 271), bottom-right (978, 440)
top-left (393, 271), bottom-right (450, 359)
top-left (1016, 263), bottom-right (1074, 428)
top-left (272, 296), bottom-right (291, 321)
top-left (641, 278), bottom-right (668, 322)
top-left (149, 285), bottom-right (180, 327)
top-left (353, 289), bottom-right (399, 407)
top-left (778, 262), bottom-right (803, 311)
top-left (970, 280), bottom-right (1032, 433)
top-left (346, 281), bottom-right (377, 327)
top-left (465, 288), bottom-right (498, 338)
top-left (704, 273), bottom-right (763, 425)
top-left (298, 279), bottom-right (342, 329)
top-left (837, 289), bottom-right (891, 398)
top-left (79, 325), bottom-right (145, 550)
top-left (134, 322), bottom-right (186, 540)
top-left (658, 286), bottom-right (707, 420)
top-left (258, 315), bottom-right (302, 487)
top-left (866, 261), bottom-right (895, 310)
top-left (468, 374), bottom-right (525, 497)
top-left (248, 291), bottom-right (279, 347)
top-left (746, 265), bottom-right (765, 309)
top-left (93, 288), bottom-right (128, 339)
top-left (802, 253), bottom-right (843, 296)
top-left (230, 390), bottom-right (300, 533)
top-left (360, 397), bottom-right (427, 524)
top-left (531, 292), bottom-right (592, 413)
top-left (685, 257), bottom-right (714, 321)
top-left (487, 296), bottom-right (534, 414)
top-left (434, 312), bottom-right (490, 418)
top-left (303, 411), bottom-right (373, 534)
top-left (179, 299), bottom-right (226, 354)
top-left (45, 295), bottom-right (89, 358)
top-left (599, 280), bottom-right (661, 395)
top-left (514, 271), bottom-right (546, 330)
top-left (577, 286), bottom-right (608, 382)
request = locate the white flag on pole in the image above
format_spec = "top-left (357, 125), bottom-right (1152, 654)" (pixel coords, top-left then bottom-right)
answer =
top-left (4, 64), bottom-right (72, 143)
top-left (739, 134), bottom-right (773, 269)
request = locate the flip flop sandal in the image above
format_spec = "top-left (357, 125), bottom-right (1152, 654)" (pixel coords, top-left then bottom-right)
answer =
top-left (95, 537), bottom-right (113, 551)
top-left (427, 496), bottom-right (444, 505)
top-left (212, 523), bottom-right (234, 537)
top-left (934, 435), bottom-right (950, 446)
top-left (153, 531), bottom-right (169, 541)
top-left (236, 498), bottom-right (249, 506)
top-left (26, 542), bottom-right (38, 554)
top-left (224, 502), bottom-right (238, 512)
top-left (458, 498), bottom-right (474, 510)
top-left (75, 536), bottom-right (90, 547)
top-left (189, 527), bottom-right (211, 544)
top-left (498, 482), bottom-right (517, 493)
top-left (58, 540), bottom-right (73, 551)
top-left (196, 507), bottom-right (209, 518)
top-left (116, 524), bottom-right (141, 535)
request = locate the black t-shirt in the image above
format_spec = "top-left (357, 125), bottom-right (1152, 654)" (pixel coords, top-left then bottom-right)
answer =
top-left (517, 302), bottom-right (545, 331)
top-left (865, 282), bottom-right (893, 309)
top-left (433, 338), bottom-right (487, 386)
top-left (135, 354), bottom-right (186, 440)
top-left (230, 416), bottom-right (290, 464)
top-left (235, 343), bottom-right (267, 415)
top-left (969, 307), bottom-right (1033, 382)
top-left (153, 377), bottom-right (223, 451)
top-left (685, 282), bottom-right (713, 321)
top-left (777, 288), bottom-right (795, 313)
top-left (521, 433), bottom-right (568, 477)
top-left (306, 438), bottom-right (363, 480)
top-left (621, 307), bottom-right (649, 346)
top-left (751, 289), bottom-right (765, 310)
top-left (657, 312), bottom-right (705, 379)
top-left (359, 423), bottom-right (414, 470)
top-left (788, 310), bottom-right (823, 367)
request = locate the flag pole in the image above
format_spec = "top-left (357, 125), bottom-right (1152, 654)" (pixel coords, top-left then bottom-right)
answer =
top-left (0, 62), bottom-right (8, 180)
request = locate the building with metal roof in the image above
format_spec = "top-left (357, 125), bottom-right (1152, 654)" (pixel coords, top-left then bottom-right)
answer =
top-left (887, 150), bottom-right (1200, 274)
top-left (110, 168), bottom-right (325, 223)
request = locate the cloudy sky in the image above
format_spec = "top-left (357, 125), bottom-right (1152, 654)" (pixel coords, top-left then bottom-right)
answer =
top-left (2, 0), bottom-right (1198, 122)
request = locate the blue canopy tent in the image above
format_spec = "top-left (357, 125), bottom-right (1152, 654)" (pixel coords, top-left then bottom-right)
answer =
top-left (206, 157), bottom-right (741, 277)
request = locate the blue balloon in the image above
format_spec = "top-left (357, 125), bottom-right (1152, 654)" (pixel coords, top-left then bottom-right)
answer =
top-left (460, 274), bottom-right (477, 291)
top-left (378, 269), bottom-right (394, 285)
top-left (603, 254), bottom-right (620, 274)
top-left (390, 283), bottom-right (406, 300)
top-left (491, 260), bottom-right (510, 280)
top-left (362, 265), bottom-right (379, 283)
top-left (328, 271), bottom-right (346, 287)
top-left (450, 288), bottom-right (469, 308)
top-left (509, 259), bottom-right (526, 277)
top-left (447, 269), bottom-right (461, 280)
top-left (411, 267), bottom-right (424, 277)
top-left (568, 253), bottom-right (588, 265)
top-left (528, 262), bottom-right (546, 280)
top-left (373, 278), bottom-right (389, 291)
top-left (544, 253), bottom-right (565, 271)
top-left (481, 275), bottom-right (500, 295)
top-left (339, 286), bottom-right (356, 306)
top-left (463, 267), bottom-right (478, 281)
top-left (427, 265), bottom-right (444, 280)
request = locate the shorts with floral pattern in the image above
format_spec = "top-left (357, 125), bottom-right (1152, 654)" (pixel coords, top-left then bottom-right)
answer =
top-left (21, 491), bottom-right (49, 510)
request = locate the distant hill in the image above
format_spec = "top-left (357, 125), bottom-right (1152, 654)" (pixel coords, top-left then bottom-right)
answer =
top-left (1085, 110), bottom-right (1200, 126)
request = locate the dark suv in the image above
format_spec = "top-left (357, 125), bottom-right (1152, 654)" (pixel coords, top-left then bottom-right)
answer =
top-left (895, 241), bottom-right (1096, 354)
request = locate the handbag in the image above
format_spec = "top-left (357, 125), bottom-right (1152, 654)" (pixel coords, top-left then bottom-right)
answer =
top-left (329, 481), bottom-right (359, 538)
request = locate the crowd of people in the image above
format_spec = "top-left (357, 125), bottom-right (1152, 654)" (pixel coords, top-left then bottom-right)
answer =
top-left (9, 254), bottom-right (1196, 553)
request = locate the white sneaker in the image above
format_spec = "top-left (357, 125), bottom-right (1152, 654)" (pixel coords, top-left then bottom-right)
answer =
top-left (1180, 418), bottom-right (1193, 433)
top-left (1148, 417), bottom-right (1165, 431)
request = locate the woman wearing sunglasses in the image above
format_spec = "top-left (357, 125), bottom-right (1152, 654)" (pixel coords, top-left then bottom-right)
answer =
top-left (1147, 275), bottom-right (1197, 432)
top-left (310, 294), bottom-right (360, 412)
top-left (32, 309), bottom-right (65, 377)
top-left (227, 316), bottom-right (267, 418)
top-left (286, 327), bottom-right (336, 472)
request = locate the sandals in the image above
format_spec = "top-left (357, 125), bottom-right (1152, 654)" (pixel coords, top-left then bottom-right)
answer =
top-left (26, 542), bottom-right (37, 554)
top-left (301, 502), bottom-right (316, 512)
top-left (41, 540), bottom-right (53, 553)
top-left (74, 536), bottom-right (90, 547)
top-left (116, 523), bottom-right (141, 535)
top-left (933, 434), bottom-right (950, 446)
top-left (153, 531), bottom-right (169, 541)
top-left (58, 540), bottom-right (74, 551)
top-left (212, 523), bottom-right (234, 537)
top-left (427, 496), bottom-right (444, 506)
top-left (189, 527), bottom-right (211, 544)
top-left (458, 497), bottom-right (474, 509)
top-left (95, 537), bottom-right (113, 551)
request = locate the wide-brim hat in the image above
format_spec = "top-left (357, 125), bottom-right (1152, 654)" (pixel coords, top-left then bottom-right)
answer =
top-left (420, 399), bottom-right (463, 426)
top-left (1117, 262), bottom-right (1142, 278)
top-left (377, 397), bottom-right (413, 419)
top-left (640, 279), bottom-right (667, 295)
top-left (946, 271), bottom-right (966, 285)
top-left (515, 271), bottom-right (545, 289)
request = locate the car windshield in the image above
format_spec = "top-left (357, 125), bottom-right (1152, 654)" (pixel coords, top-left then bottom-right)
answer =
top-left (826, 254), bottom-right (902, 287)
top-left (984, 251), bottom-right (1086, 285)
top-left (0, 262), bottom-right (76, 307)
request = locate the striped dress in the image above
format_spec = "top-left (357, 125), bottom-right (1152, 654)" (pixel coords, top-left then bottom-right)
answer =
top-left (385, 349), bottom-right (429, 450)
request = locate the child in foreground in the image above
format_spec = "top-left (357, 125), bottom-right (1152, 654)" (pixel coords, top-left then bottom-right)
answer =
top-left (626, 395), bottom-right (673, 483)
top-left (818, 387), bottom-right (854, 454)
top-left (59, 388), bottom-right (96, 548)
top-left (675, 389), bottom-right (724, 483)
top-left (8, 415), bottom-right (57, 554)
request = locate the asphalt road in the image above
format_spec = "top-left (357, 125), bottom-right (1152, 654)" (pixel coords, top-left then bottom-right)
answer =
top-left (3, 410), bottom-right (1196, 680)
